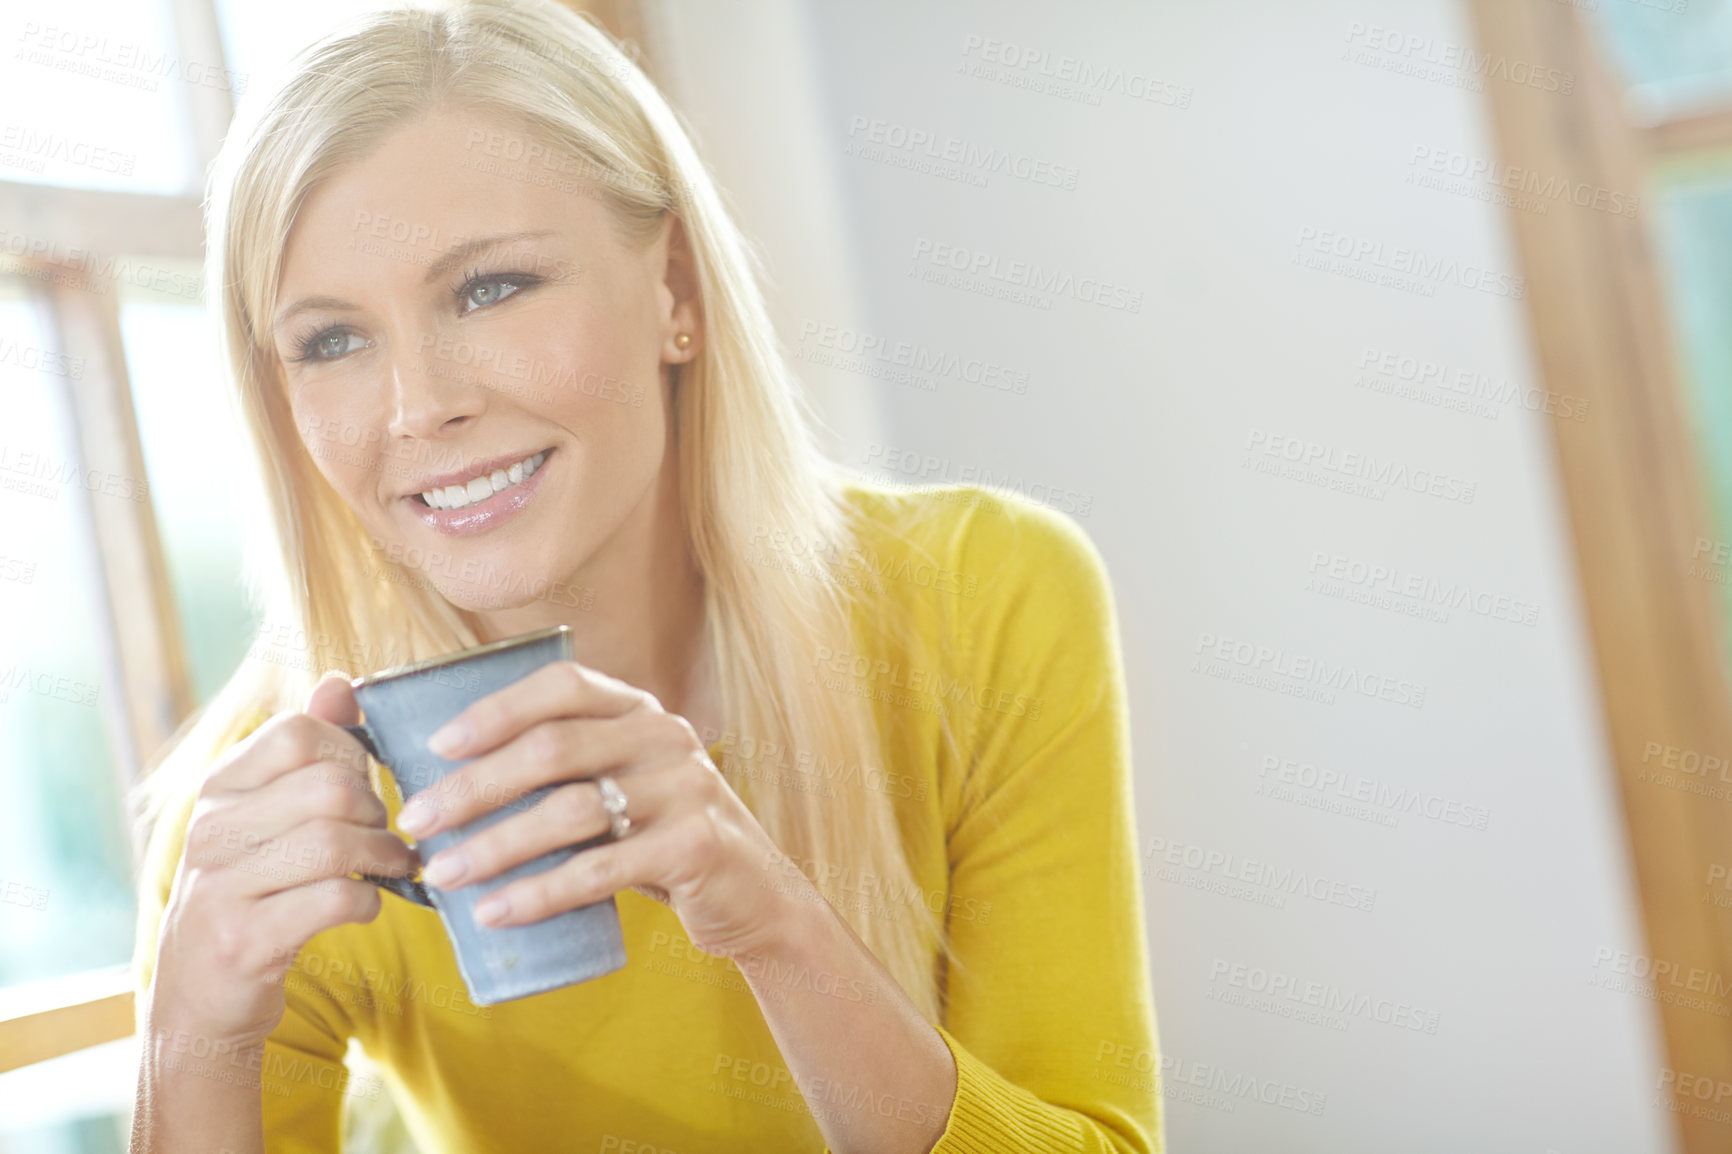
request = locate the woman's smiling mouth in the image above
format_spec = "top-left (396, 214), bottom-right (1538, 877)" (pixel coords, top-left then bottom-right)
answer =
top-left (405, 447), bottom-right (554, 537)
top-left (417, 448), bottom-right (548, 509)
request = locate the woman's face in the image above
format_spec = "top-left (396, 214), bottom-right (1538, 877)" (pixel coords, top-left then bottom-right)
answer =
top-left (271, 107), bottom-right (699, 613)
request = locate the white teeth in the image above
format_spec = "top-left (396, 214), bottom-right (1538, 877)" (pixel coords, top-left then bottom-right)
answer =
top-left (418, 450), bottom-right (548, 511)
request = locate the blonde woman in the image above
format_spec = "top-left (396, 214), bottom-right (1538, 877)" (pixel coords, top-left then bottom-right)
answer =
top-left (129, 1), bottom-right (1161, 1150)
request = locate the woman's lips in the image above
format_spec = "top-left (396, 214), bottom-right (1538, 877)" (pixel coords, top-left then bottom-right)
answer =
top-left (405, 449), bottom-right (553, 538)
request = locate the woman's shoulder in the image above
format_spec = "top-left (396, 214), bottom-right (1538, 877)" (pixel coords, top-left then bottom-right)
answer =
top-left (837, 476), bottom-right (1113, 615)
top-left (837, 477), bottom-right (1120, 732)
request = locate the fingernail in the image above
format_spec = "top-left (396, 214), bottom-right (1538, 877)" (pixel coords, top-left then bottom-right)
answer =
top-left (475, 894), bottom-right (509, 925)
top-left (422, 850), bottom-right (467, 888)
top-left (398, 800), bottom-right (435, 836)
top-left (428, 718), bottom-right (471, 758)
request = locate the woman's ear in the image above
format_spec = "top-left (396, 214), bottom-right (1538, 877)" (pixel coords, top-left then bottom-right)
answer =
top-left (659, 213), bottom-right (703, 364)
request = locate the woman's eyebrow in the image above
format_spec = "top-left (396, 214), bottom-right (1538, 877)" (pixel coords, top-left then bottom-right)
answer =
top-left (421, 230), bottom-right (556, 284)
top-left (271, 230), bottom-right (558, 330)
top-left (274, 294), bottom-right (359, 330)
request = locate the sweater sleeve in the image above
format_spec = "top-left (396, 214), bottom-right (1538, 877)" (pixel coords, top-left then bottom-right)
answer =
top-left (131, 748), bottom-right (359, 1152)
top-left (921, 494), bottom-right (1163, 1153)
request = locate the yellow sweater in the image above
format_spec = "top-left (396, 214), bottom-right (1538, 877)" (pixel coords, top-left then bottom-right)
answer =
top-left (132, 482), bottom-right (1164, 1153)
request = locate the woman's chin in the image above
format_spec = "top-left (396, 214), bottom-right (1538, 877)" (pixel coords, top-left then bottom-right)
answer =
top-left (429, 581), bottom-right (539, 614)
top-left (420, 570), bottom-right (590, 616)
top-left (440, 589), bottom-right (521, 613)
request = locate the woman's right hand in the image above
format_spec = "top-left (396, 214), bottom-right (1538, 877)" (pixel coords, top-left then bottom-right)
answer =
top-left (146, 673), bottom-right (417, 1051)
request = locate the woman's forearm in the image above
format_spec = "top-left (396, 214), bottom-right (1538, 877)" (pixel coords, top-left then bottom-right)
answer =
top-left (130, 1009), bottom-right (266, 1154)
top-left (734, 892), bottom-right (957, 1154)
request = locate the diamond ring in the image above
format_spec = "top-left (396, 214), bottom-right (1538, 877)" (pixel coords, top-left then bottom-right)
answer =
top-left (596, 774), bottom-right (631, 841)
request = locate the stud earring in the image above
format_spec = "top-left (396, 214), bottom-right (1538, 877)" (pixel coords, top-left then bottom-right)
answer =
top-left (674, 332), bottom-right (692, 351)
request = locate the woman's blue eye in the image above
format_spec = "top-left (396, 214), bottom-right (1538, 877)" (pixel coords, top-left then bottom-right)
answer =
top-left (293, 328), bottom-right (370, 362)
top-left (287, 272), bottom-right (537, 363)
top-left (459, 274), bottom-right (535, 313)
top-left (466, 280), bottom-right (515, 308)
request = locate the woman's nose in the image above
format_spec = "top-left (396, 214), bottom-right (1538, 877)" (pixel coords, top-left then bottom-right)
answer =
top-left (384, 340), bottom-right (488, 438)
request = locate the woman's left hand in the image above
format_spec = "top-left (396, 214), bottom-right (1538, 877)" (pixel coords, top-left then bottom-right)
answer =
top-left (394, 659), bottom-right (812, 961)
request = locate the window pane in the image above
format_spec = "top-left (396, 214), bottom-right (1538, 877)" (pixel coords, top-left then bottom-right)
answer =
top-left (120, 267), bottom-right (262, 703)
top-left (0, 0), bottom-right (197, 194)
top-left (0, 1036), bottom-right (134, 1152)
top-left (213, 0), bottom-right (407, 96)
top-left (1590, 0), bottom-right (1732, 120)
top-left (0, 281), bottom-right (134, 988)
top-left (1650, 163), bottom-right (1732, 674)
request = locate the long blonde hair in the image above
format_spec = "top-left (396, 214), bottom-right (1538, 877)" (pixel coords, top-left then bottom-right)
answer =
top-left (142, 0), bottom-right (946, 1021)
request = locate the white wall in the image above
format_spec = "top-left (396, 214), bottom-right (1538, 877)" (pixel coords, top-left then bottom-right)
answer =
top-left (651, 1), bottom-right (1674, 1151)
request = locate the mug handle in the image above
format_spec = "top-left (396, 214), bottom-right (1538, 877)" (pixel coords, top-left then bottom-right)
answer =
top-left (342, 723), bottom-right (436, 909)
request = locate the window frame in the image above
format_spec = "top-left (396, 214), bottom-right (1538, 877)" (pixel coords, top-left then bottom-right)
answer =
top-left (0, 0), bottom-right (220, 1075)
top-left (1467, 4), bottom-right (1732, 1152)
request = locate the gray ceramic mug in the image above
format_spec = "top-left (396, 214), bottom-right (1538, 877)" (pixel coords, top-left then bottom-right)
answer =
top-left (343, 624), bottom-right (627, 1005)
